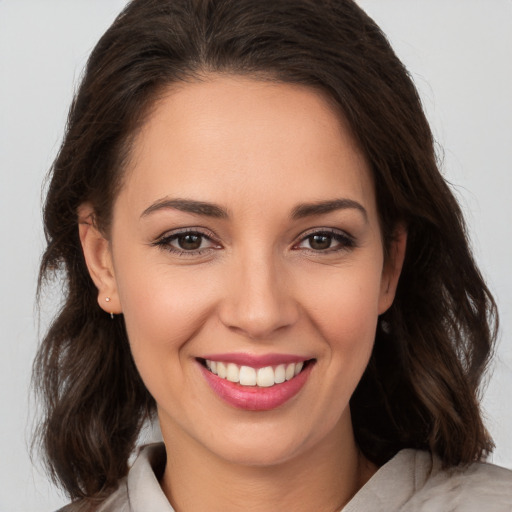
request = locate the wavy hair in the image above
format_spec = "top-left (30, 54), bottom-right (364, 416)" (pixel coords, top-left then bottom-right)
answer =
top-left (34, 0), bottom-right (497, 504)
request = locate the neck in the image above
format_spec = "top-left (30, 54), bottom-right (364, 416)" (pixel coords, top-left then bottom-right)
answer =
top-left (159, 416), bottom-right (376, 512)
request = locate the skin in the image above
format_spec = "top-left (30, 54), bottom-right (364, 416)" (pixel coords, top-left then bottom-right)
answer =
top-left (80, 75), bottom-right (406, 512)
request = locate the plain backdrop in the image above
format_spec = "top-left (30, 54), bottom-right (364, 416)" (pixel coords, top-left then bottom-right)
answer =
top-left (0, 1), bottom-right (511, 511)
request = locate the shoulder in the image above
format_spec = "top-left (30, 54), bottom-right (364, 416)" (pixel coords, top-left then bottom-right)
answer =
top-left (410, 452), bottom-right (512, 511)
top-left (56, 443), bottom-right (167, 512)
top-left (343, 449), bottom-right (512, 512)
top-left (55, 480), bottom-right (130, 512)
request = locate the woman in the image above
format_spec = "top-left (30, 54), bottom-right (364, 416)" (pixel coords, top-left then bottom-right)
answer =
top-left (33, 0), bottom-right (512, 510)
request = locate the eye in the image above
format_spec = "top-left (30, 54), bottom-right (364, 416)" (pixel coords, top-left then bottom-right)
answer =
top-left (153, 229), bottom-right (220, 255)
top-left (295, 229), bottom-right (355, 253)
top-left (173, 233), bottom-right (208, 251)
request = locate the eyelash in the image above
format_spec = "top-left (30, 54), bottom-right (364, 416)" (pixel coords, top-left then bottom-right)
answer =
top-left (293, 228), bottom-right (356, 254)
top-left (152, 227), bottom-right (356, 256)
top-left (152, 228), bottom-right (221, 257)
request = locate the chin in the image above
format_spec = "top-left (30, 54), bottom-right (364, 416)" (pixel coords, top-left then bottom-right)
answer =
top-left (193, 411), bottom-right (338, 469)
top-left (205, 435), bottom-right (307, 468)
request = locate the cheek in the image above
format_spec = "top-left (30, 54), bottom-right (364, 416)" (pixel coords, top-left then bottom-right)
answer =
top-left (303, 263), bottom-right (383, 347)
top-left (300, 260), bottom-right (383, 410)
top-left (281, 264), bottom-right (383, 441)
top-left (114, 256), bottom-right (218, 375)
top-left (114, 267), bottom-right (223, 417)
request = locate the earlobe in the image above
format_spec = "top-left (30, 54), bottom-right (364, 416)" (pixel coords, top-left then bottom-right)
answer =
top-left (378, 225), bottom-right (407, 314)
top-left (78, 203), bottom-right (121, 315)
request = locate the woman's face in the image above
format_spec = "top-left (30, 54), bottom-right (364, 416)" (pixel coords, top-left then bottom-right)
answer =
top-left (88, 76), bottom-right (404, 466)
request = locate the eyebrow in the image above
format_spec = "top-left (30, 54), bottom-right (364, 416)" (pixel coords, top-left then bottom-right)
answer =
top-left (291, 199), bottom-right (368, 222)
top-left (141, 198), bottom-right (228, 219)
top-left (140, 197), bottom-right (367, 222)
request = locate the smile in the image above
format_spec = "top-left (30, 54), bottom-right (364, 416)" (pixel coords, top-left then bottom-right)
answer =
top-left (198, 356), bottom-right (315, 411)
top-left (204, 359), bottom-right (305, 387)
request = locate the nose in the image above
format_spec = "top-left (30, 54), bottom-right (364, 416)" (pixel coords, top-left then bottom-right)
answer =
top-left (218, 251), bottom-right (300, 340)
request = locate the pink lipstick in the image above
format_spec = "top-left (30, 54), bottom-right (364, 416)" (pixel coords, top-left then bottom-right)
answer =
top-left (197, 354), bottom-right (314, 411)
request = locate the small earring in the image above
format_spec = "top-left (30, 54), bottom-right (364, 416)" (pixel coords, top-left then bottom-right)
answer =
top-left (380, 319), bottom-right (391, 334)
top-left (105, 297), bottom-right (114, 320)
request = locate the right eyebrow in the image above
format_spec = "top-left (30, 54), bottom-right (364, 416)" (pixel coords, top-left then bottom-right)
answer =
top-left (140, 198), bottom-right (229, 219)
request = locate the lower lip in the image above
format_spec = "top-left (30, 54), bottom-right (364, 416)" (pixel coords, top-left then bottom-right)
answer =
top-left (199, 362), bottom-right (314, 411)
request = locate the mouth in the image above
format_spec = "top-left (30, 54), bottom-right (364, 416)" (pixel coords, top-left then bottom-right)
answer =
top-left (197, 358), bottom-right (314, 388)
top-left (196, 357), bottom-right (316, 411)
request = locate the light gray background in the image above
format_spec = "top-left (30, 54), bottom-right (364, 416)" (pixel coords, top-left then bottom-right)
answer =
top-left (1, 1), bottom-right (511, 511)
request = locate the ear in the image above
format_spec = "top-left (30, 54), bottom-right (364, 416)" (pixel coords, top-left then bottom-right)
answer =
top-left (378, 224), bottom-right (407, 314)
top-left (78, 203), bottom-right (121, 315)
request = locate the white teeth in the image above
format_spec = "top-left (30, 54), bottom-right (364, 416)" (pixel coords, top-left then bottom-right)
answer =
top-left (285, 363), bottom-right (295, 381)
top-left (239, 366), bottom-right (257, 386)
top-left (226, 363), bottom-right (240, 383)
top-left (256, 366), bottom-right (275, 387)
top-left (205, 359), bottom-right (307, 387)
top-left (217, 362), bottom-right (227, 379)
top-left (274, 364), bottom-right (286, 384)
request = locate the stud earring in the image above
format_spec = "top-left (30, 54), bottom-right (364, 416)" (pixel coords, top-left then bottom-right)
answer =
top-left (105, 297), bottom-right (114, 320)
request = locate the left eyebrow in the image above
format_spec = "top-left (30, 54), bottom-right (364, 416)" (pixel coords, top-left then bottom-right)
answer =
top-left (291, 199), bottom-right (368, 222)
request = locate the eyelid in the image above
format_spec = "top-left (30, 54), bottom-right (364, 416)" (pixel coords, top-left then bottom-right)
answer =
top-left (292, 227), bottom-right (356, 251)
top-left (152, 227), bottom-right (222, 254)
top-left (154, 226), bottom-right (218, 241)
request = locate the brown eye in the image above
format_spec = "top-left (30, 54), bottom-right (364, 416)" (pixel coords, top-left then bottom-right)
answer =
top-left (295, 229), bottom-right (355, 253)
top-left (308, 234), bottom-right (332, 250)
top-left (153, 230), bottom-right (219, 254)
top-left (177, 234), bottom-right (203, 250)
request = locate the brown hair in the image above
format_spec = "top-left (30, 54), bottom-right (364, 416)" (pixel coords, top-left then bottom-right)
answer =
top-left (34, 0), bottom-right (497, 504)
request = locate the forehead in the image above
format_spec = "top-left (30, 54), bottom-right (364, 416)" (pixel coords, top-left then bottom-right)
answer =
top-left (119, 75), bottom-right (376, 219)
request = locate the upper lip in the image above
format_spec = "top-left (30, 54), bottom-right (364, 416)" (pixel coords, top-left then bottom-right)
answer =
top-left (198, 352), bottom-right (312, 368)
